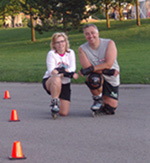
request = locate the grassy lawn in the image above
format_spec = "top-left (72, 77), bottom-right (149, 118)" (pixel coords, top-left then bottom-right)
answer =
top-left (0, 19), bottom-right (150, 84)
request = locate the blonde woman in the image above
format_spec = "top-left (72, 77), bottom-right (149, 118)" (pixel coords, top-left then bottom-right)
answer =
top-left (42, 32), bottom-right (78, 119)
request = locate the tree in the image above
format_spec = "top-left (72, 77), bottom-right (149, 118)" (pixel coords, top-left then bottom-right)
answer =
top-left (0, 0), bottom-right (22, 27)
top-left (98, 0), bottom-right (114, 28)
top-left (114, 0), bottom-right (134, 21)
top-left (135, 0), bottom-right (140, 26)
top-left (33, 0), bottom-right (98, 33)
top-left (125, 0), bottom-right (141, 26)
top-left (114, 0), bottom-right (125, 21)
top-left (20, 0), bottom-right (39, 42)
top-left (0, 0), bottom-right (38, 41)
top-left (0, 1), bottom-right (7, 24)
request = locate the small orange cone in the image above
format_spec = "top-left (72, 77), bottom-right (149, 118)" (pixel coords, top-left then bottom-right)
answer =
top-left (4, 90), bottom-right (11, 99)
top-left (9, 141), bottom-right (26, 160)
top-left (9, 110), bottom-right (20, 122)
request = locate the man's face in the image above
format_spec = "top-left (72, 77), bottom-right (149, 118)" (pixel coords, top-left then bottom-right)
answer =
top-left (84, 26), bottom-right (99, 45)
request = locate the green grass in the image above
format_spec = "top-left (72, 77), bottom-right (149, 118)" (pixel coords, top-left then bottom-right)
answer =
top-left (0, 19), bottom-right (150, 84)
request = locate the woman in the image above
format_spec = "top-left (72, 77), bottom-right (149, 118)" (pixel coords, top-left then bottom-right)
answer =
top-left (42, 32), bottom-right (78, 118)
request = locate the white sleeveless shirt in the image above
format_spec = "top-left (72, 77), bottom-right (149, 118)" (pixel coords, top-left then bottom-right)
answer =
top-left (80, 38), bottom-right (120, 86)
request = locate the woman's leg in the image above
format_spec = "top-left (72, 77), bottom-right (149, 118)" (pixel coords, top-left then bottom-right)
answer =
top-left (45, 76), bottom-right (62, 113)
top-left (45, 76), bottom-right (62, 98)
top-left (59, 99), bottom-right (70, 116)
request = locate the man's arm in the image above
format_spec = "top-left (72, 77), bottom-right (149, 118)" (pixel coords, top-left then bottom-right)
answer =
top-left (78, 47), bottom-right (97, 76)
top-left (78, 47), bottom-right (92, 69)
top-left (78, 40), bottom-right (118, 76)
top-left (94, 40), bottom-right (117, 72)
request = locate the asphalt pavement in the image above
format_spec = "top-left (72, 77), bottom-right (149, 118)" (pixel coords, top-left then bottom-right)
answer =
top-left (0, 82), bottom-right (150, 163)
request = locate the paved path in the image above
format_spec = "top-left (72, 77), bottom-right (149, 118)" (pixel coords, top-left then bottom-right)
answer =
top-left (0, 82), bottom-right (150, 163)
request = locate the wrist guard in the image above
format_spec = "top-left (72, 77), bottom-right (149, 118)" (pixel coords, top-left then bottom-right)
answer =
top-left (55, 67), bottom-right (65, 74)
top-left (102, 69), bottom-right (115, 76)
top-left (80, 66), bottom-right (94, 76)
top-left (63, 72), bottom-right (75, 78)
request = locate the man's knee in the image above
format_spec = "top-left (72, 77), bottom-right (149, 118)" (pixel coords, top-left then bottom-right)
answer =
top-left (86, 73), bottom-right (102, 90)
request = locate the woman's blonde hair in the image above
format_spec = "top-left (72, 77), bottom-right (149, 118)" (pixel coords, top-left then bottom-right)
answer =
top-left (50, 32), bottom-right (70, 52)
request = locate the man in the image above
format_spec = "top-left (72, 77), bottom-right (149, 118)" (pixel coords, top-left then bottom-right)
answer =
top-left (79, 24), bottom-right (120, 115)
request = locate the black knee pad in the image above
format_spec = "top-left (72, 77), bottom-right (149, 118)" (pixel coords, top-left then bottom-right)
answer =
top-left (103, 104), bottom-right (117, 115)
top-left (86, 73), bottom-right (102, 90)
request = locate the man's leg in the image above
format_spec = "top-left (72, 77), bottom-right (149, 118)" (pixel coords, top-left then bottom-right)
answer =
top-left (102, 96), bottom-right (118, 114)
top-left (86, 73), bottom-right (104, 111)
top-left (102, 80), bottom-right (119, 115)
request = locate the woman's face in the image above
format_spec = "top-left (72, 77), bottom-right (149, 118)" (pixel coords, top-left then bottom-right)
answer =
top-left (54, 36), bottom-right (66, 54)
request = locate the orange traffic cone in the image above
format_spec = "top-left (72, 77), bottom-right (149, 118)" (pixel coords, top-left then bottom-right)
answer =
top-left (4, 90), bottom-right (11, 99)
top-left (9, 110), bottom-right (20, 122)
top-left (9, 141), bottom-right (26, 160)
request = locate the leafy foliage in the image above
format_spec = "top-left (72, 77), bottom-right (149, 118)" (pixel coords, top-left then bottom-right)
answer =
top-left (0, 0), bottom-right (22, 26)
top-left (32, 0), bottom-right (98, 33)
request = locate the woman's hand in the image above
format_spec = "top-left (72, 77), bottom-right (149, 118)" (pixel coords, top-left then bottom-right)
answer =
top-left (51, 69), bottom-right (59, 75)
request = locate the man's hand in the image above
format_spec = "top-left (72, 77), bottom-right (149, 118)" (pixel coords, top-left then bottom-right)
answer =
top-left (114, 70), bottom-right (119, 77)
top-left (102, 69), bottom-right (119, 76)
top-left (80, 66), bottom-right (94, 76)
top-left (73, 73), bottom-right (79, 80)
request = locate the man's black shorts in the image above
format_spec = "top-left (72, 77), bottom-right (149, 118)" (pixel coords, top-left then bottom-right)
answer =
top-left (102, 80), bottom-right (119, 100)
top-left (42, 77), bottom-right (71, 101)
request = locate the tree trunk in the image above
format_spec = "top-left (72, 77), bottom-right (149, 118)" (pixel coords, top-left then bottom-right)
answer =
top-left (11, 16), bottom-right (15, 27)
top-left (119, 3), bottom-right (123, 21)
top-left (136, 0), bottom-right (141, 26)
top-left (30, 7), bottom-right (36, 42)
top-left (106, 5), bottom-right (110, 28)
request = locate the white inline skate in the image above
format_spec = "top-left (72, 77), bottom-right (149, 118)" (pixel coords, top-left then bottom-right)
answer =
top-left (50, 98), bottom-right (60, 120)
top-left (91, 95), bottom-right (104, 117)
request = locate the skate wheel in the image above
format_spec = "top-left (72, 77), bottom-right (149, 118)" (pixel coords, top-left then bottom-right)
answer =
top-left (92, 111), bottom-right (96, 117)
top-left (52, 113), bottom-right (57, 120)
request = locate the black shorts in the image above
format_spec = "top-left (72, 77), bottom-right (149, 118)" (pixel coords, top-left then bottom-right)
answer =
top-left (102, 80), bottom-right (119, 100)
top-left (42, 78), bottom-right (71, 101)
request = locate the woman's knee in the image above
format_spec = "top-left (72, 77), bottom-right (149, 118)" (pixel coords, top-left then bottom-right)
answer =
top-left (59, 100), bottom-right (70, 116)
top-left (46, 76), bottom-right (61, 87)
top-left (59, 111), bottom-right (69, 116)
top-left (51, 76), bottom-right (61, 84)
